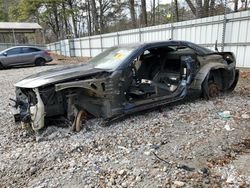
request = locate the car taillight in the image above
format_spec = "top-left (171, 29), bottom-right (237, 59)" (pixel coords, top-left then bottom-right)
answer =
top-left (44, 50), bottom-right (50, 56)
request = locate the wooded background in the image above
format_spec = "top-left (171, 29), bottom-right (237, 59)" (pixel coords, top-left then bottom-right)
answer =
top-left (0, 0), bottom-right (249, 43)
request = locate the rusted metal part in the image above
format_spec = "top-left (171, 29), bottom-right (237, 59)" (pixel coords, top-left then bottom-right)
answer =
top-left (75, 110), bottom-right (88, 132)
top-left (207, 82), bottom-right (220, 99)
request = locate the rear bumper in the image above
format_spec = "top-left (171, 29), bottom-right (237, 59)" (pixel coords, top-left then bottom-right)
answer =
top-left (45, 58), bottom-right (53, 63)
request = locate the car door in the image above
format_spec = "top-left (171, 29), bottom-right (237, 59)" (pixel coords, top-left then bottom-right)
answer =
top-left (21, 47), bottom-right (36, 64)
top-left (123, 44), bottom-right (195, 113)
top-left (3, 47), bottom-right (22, 66)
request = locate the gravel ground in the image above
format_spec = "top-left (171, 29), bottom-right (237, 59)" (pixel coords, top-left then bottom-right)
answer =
top-left (0, 65), bottom-right (249, 188)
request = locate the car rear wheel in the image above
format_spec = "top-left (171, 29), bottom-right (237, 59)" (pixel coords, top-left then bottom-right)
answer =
top-left (227, 69), bottom-right (239, 92)
top-left (35, 58), bottom-right (46, 66)
top-left (202, 74), bottom-right (221, 100)
top-left (207, 82), bottom-right (220, 98)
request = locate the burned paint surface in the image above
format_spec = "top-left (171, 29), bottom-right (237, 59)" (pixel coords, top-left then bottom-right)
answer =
top-left (12, 40), bottom-right (239, 131)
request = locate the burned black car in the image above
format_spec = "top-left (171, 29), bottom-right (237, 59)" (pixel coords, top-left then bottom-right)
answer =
top-left (13, 40), bottom-right (239, 131)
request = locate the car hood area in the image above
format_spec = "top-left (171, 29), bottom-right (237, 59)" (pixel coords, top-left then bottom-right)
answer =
top-left (15, 64), bottom-right (110, 88)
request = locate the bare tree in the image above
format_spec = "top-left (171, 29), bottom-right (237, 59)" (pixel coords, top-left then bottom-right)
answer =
top-left (90, 0), bottom-right (99, 34)
top-left (129, 0), bottom-right (137, 28)
top-left (152, 0), bottom-right (155, 25)
top-left (67, 0), bottom-right (78, 38)
top-left (174, 0), bottom-right (179, 22)
top-left (185, 0), bottom-right (196, 16)
top-left (234, 0), bottom-right (239, 12)
top-left (86, 0), bottom-right (92, 36)
top-left (209, 0), bottom-right (215, 16)
top-left (141, 0), bottom-right (147, 26)
top-left (51, 2), bottom-right (60, 40)
top-left (62, 2), bottom-right (69, 38)
top-left (196, 0), bottom-right (203, 18)
top-left (98, 0), bottom-right (104, 33)
top-left (245, 0), bottom-right (248, 10)
top-left (98, 0), bottom-right (115, 34)
top-left (185, 0), bottom-right (216, 18)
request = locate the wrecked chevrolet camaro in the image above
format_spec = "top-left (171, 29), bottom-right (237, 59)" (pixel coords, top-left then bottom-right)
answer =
top-left (12, 40), bottom-right (239, 131)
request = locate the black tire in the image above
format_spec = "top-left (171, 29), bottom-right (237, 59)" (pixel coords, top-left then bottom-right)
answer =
top-left (202, 73), bottom-right (221, 100)
top-left (227, 69), bottom-right (239, 92)
top-left (0, 62), bottom-right (4, 69)
top-left (35, 58), bottom-right (46, 66)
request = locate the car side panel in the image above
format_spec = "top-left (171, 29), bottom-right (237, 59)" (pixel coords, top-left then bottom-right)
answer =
top-left (5, 53), bottom-right (23, 66)
top-left (19, 52), bottom-right (34, 65)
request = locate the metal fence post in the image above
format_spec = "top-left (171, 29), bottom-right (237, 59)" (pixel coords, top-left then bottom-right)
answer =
top-left (59, 41), bottom-right (62, 55)
top-left (139, 28), bottom-right (141, 42)
top-left (88, 37), bottom-right (92, 57)
top-left (64, 42), bottom-right (67, 56)
top-left (117, 32), bottom-right (120, 45)
top-left (171, 24), bottom-right (174, 40)
top-left (69, 39), bottom-right (75, 57)
top-left (221, 0), bottom-right (228, 52)
top-left (12, 29), bottom-right (16, 44)
top-left (100, 35), bottom-right (103, 52)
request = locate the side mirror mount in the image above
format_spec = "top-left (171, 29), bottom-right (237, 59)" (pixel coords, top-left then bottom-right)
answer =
top-left (3, 52), bottom-right (7, 56)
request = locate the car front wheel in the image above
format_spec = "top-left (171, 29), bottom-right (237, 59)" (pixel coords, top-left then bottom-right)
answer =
top-left (0, 62), bottom-right (4, 69)
top-left (35, 58), bottom-right (46, 66)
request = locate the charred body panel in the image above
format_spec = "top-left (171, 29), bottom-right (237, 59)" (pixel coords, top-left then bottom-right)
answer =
top-left (12, 40), bottom-right (239, 131)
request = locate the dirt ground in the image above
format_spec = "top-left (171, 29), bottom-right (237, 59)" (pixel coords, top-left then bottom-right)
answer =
top-left (0, 61), bottom-right (249, 188)
top-left (50, 53), bottom-right (90, 65)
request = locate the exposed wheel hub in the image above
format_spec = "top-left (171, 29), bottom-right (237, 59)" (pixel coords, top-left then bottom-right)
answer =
top-left (208, 83), bottom-right (220, 98)
top-left (72, 110), bottom-right (88, 132)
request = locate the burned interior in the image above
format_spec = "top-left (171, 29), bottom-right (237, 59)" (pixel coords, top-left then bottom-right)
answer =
top-left (12, 41), bottom-right (239, 131)
top-left (127, 46), bottom-right (197, 99)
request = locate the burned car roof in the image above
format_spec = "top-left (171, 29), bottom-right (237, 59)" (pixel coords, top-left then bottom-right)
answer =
top-left (114, 40), bottom-right (214, 56)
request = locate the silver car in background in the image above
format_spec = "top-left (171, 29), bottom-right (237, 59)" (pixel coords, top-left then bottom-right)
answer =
top-left (0, 46), bottom-right (53, 69)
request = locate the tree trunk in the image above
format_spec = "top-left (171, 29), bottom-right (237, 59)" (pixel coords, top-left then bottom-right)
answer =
top-left (90, 0), bottom-right (99, 34)
top-left (152, 0), bottom-right (155, 25)
top-left (141, 0), bottom-right (147, 26)
top-left (185, 0), bottom-right (196, 16)
top-left (67, 0), bottom-right (78, 38)
top-left (209, 0), bottom-right (215, 16)
top-left (129, 0), bottom-right (137, 28)
top-left (234, 0), bottom-right (238, 12)
top-left (86, 0), bottom-right (92, 36)
top-left (174, 0), bottom-right (179, 22)
top-left (98, 0), bottom-right (105, 34)
top-left (195, 0), bottom-right (203, 18)
top-left (51, 3), bottom-right (60, 40)
top-left (62, 2), bottom-right (69, 38)
top-left (203, 0), bottom-right (210, 17)
top-left (157, 0), bottom-right (160, 24)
